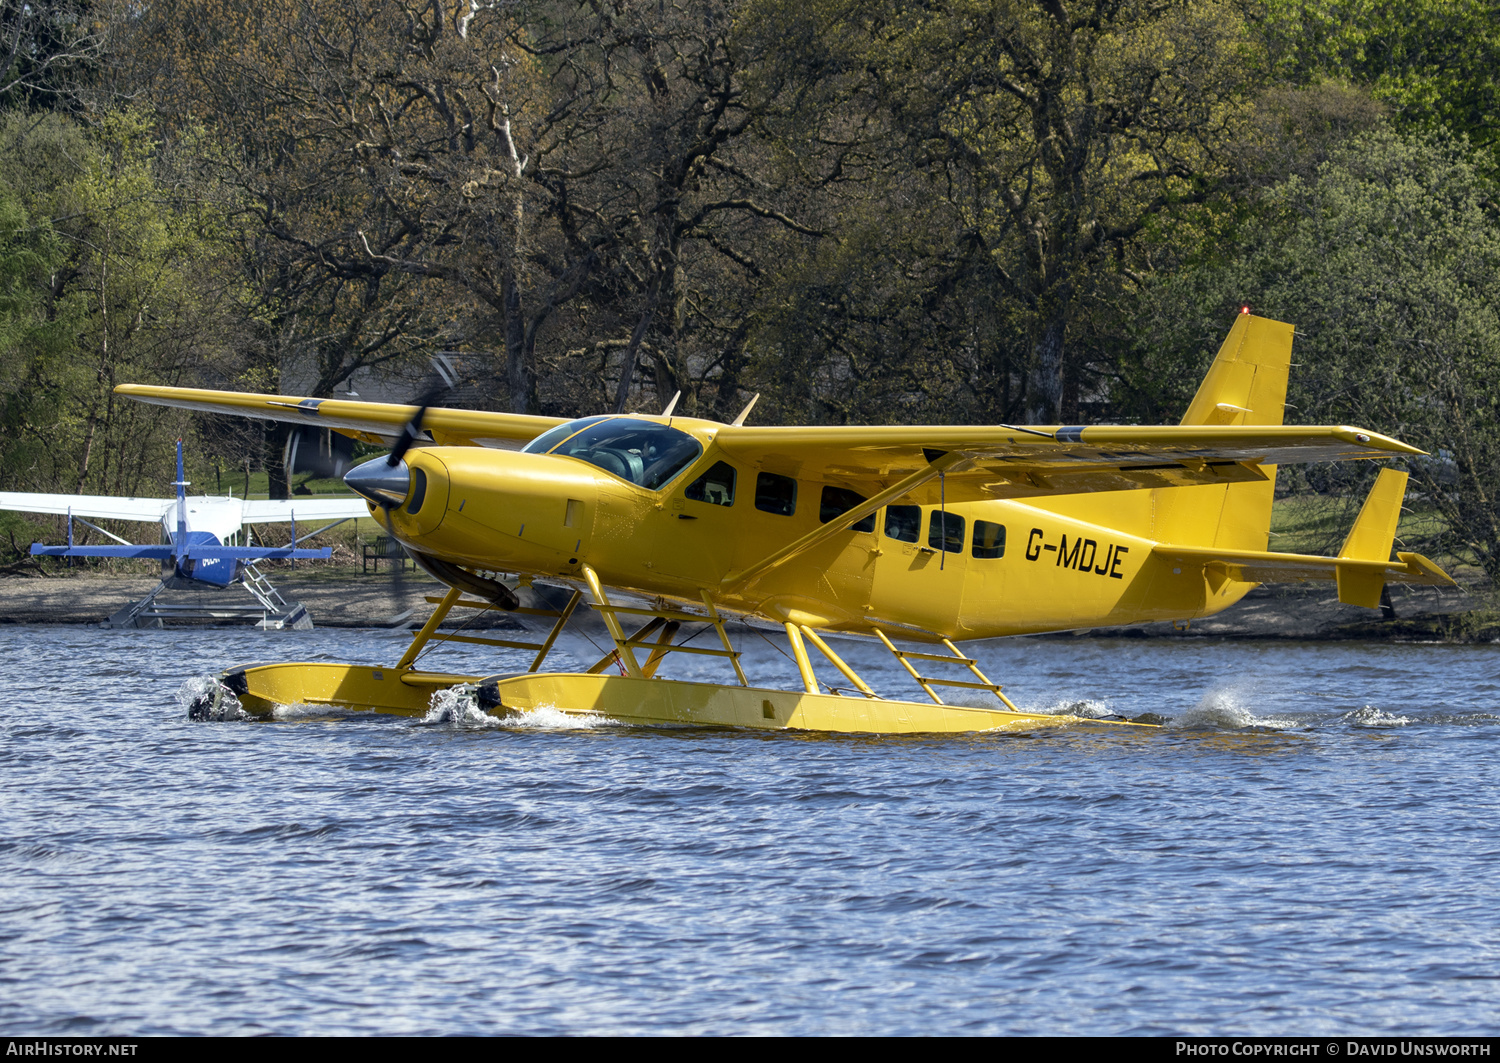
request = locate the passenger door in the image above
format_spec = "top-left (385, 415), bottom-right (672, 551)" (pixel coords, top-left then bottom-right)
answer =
top-left (870, 505), bottom-right (969, 632)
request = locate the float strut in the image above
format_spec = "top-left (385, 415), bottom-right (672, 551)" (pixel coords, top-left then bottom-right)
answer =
top-left (701, 589), bottom-right (749, 687)
top-left (641, 621), bottom-right (681, 678)
top-left (529, 590), bottom-right (583, 672)
top-left (799, 625), bottom-right (879, 698)
top-left (396, 585), bottom-right (463, 670)
top-left (783, 622), bottom-right (819, 694)
top-left (582, 564), bottom-right (644, 677)
top-left (586, 617), bottom-right (664, 675)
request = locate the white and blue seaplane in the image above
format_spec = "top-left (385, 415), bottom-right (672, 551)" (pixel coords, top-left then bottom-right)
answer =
top-left (2, 442), bottom-right (369, 628)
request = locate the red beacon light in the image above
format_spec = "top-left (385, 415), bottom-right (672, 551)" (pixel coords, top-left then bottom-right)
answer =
top-left (1240, 305), bottom-right (1251, 314)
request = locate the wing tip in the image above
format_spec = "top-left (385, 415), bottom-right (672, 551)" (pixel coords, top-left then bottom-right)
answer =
top-left (1338, 427), bottom-right (1426, 457)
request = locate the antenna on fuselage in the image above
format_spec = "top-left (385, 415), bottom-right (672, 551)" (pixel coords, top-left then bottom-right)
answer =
top-left (661, 390), bottom-right (681, 418)
top-left (730, 393), bottom-right (760, 427)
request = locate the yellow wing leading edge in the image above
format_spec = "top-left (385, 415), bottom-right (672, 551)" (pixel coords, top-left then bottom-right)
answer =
top-left (114, 384), bottom-right (567, 449)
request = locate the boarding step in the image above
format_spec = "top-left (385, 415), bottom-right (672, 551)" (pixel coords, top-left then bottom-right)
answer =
top-left (873, 628), bottom-right (1020, 711)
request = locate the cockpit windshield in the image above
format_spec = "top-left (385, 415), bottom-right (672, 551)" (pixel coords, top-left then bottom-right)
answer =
top-left (523, 416), bottom-right (702, 490)
top-left (520, 416), bottom-right (610, 457)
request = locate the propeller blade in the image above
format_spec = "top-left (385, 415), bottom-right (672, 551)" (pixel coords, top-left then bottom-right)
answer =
top-left (354, 359), bottom-right (461, 626)
top-left (349, 368), bottom-right (459, 507)
top-left (385, 373), bottom-right (455, 467)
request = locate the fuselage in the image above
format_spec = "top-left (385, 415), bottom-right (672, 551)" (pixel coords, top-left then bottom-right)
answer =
top-left (364, 414), bottom-right (1256, 642)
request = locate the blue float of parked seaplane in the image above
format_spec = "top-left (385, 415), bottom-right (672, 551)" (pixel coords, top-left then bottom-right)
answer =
top-left (3, 442), bottom-right (370, 628)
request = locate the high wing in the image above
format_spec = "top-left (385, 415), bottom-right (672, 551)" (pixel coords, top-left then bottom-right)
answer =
top-left (114, 384), bottom-right (569, 450)
top-left (712, 423), bottom-right (1424, 504)
top-left (240, 498), bottom-right (372, 523)
top-left (0, 492), bottom-right (174, 522)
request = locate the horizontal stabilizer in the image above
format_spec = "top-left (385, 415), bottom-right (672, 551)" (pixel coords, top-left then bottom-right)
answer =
top-left (1153, 542), bottom-right (1454, 590)
top-left (1154, 467), bottom-right (1454, 606)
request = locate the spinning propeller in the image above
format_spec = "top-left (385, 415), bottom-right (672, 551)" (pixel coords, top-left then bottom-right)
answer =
top-left (343, 359), bottom-right (519, 613)
top-left (342, 372), bottom-right (451, 512)
top-left (343, 366), bottom-right (453, 620)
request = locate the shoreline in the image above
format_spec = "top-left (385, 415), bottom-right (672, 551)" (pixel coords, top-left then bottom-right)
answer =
top-left (0, 569), bottom-right (1486, 641)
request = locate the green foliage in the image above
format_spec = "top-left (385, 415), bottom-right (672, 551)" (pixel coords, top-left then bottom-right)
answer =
top-left (0, 109), bottom-right (237, 495)
top-left (0, 116), bottom-right (90, 490)
top-left (1259, 0), bottom-right (1500, 167)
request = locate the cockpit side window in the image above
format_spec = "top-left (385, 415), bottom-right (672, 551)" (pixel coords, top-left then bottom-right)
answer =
top-left (755, 472), bottom-right (797, 515)
top-left (820, 486), bottom-right (876, 532)
top-left (686, 461), bottom-right (737, 506)
top-left (542, 417), bottom-right (703, 489)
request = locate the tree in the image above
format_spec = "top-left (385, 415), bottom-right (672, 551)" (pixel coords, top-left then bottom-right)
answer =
top-left (833, 0), bottom-right (1261, 422)
top-left (131, 0), bottom-right (839, 425)
top-left (1127, 130), bottom-right (1500, 581)
top-left (0, 0), bottom-right (118, 108)
top-left (0, 110), bottom-right (236, 496)
top-left (1259, 0), bottom-right (1500, 171)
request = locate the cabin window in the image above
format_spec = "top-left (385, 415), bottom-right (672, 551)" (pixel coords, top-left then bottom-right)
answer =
top-left (686, 461), bottom-right (737, 506)
top-left (755, 472), bottom-right (797, 515)
top-left (972, 520), bottom-right (1006, 559)
top-left (540, 417), bottom-right (702, 489)
top-left (405, 468), bottom-right (428, 515)
top-left (884, 505), bottom-right (920, 543)
top-left (819, 486), bottom-right (876, 532)
top-left (929, 511), bottom-right (965, 553)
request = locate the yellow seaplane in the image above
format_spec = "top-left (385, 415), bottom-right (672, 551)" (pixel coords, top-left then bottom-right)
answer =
top-left (119, 313), bottom-right (1454, 732)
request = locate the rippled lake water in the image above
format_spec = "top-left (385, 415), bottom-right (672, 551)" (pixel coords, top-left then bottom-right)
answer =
top-left (2, 624), bottom-right (1499, 1035)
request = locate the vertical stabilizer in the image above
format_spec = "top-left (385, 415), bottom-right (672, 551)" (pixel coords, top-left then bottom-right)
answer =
top-left (1164, 312), bottom-right (1295, 554)
top-left (1036, 313), bottom-right (1295, 555)
top-left (1179, 311), bottom-right (1294, 428)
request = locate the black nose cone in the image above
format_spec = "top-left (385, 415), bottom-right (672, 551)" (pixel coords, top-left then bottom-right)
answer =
top-left (344, 456), bottom-right (410, 509)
